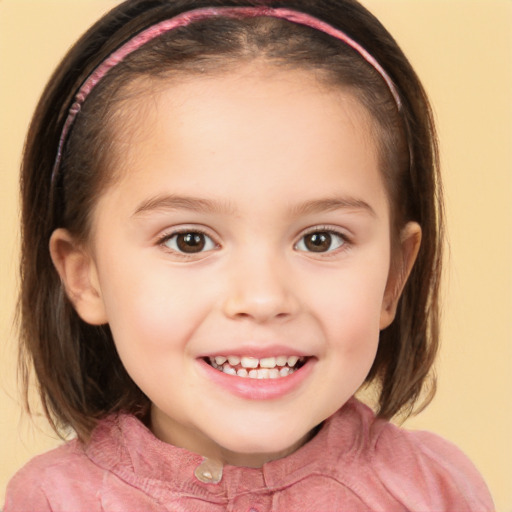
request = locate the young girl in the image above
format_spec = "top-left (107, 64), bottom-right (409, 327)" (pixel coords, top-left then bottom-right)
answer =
top-left (4, 0), bottom-right (494, 510)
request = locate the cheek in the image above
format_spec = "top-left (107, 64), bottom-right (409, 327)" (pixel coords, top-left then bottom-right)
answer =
top-left (305, 259), bottom-right (390, 394)
top-left (94, 259), bottom-right (221, 426)
top-left (98, 273), bottom-right (198, 401)
top-left (312, 259), bottom-right (390, 341)
top-left (96, 255), bottom-right (213, 360)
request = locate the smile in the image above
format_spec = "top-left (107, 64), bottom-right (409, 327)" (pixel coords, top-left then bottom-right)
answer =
top-left (198, 354), bottom-right (314, 400)
top-left (206, 355), bottom-right (306, 379)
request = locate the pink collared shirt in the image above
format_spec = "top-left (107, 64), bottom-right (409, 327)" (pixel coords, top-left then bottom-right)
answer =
top-left (4, 398), bottom-right (494, 511)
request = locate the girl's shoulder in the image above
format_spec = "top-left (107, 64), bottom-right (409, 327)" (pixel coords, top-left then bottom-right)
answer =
top-left (4, 405), bottom-right (494, 512)
top-left (3, 413), bottom-right (175, 512)
top-left (3, 438), bottom-right (105, 511)
top-left (344, 400), bottom-right (495, 510)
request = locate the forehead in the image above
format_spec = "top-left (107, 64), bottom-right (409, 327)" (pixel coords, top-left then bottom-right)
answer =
top-left (110, 64), bottom-right (378, 170)
top-left (94, 65), bottom-right (388, 222)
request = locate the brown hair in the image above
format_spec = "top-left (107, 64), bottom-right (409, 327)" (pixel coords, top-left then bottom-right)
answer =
top-left (19, 0), bottom-right (442, 440)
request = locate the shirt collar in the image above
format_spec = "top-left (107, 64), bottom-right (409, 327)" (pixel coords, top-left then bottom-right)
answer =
top-left (85, 397), bottom-right (374, 501)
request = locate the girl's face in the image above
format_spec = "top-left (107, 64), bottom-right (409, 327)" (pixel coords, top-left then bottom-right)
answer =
top-left (57, 65), bottom-right (417, 466)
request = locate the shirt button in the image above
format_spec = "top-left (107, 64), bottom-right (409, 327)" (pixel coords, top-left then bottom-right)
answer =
top-left (194, 458), bottom-right (223, 484)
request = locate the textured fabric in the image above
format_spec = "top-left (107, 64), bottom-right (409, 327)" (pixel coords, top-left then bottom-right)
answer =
top-left (4, 398), bottom-right (494, 511)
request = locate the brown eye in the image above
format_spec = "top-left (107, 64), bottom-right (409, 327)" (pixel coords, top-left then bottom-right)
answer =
top-left (164, 232), bottom-right (216, 254)
top-left (296, 231), bottom-right (345, 253)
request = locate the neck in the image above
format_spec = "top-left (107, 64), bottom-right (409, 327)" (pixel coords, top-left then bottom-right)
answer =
top-left (149, 405), bottom-right (319, 468)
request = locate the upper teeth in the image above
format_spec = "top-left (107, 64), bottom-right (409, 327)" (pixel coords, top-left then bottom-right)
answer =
top-left (212, 355), bottom-right (301, 369)
top-left (207, 354), bottom-right (305, 379)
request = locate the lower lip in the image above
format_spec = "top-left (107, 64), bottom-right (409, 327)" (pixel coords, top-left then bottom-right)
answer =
top-left (197, 358), bottom-right (315, 400)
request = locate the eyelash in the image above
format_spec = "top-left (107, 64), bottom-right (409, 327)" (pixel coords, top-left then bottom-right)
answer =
top-left (156, 226), bottom-right (351, 258)
top-left (295, 227), bottom-right (351, 256)
top-left (157, 228), bottom-right (219, 259)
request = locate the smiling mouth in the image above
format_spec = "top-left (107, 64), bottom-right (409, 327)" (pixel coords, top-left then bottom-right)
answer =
top-left (204, 355), bottom-right (307, 379)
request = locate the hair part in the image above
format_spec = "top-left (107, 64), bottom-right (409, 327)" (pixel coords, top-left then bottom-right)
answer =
top-left (19, 0), bottom-right (442, 440)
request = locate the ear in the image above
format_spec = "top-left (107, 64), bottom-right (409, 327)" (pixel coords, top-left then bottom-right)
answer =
top-left (49, 228), bottom-right (108, 325)
top-left (380, 222), bottom-right (422, 330)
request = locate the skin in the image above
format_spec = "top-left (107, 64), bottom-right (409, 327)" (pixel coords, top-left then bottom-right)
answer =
top-left (50, 64), bottom-right (420, 468)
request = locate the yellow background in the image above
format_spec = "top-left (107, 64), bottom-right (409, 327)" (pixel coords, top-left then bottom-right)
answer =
top-left (1, 1), bottom-right (511, 509)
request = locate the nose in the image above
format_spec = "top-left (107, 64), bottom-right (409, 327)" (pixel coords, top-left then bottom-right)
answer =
top-left (222, 253), bottom-right (300, 323)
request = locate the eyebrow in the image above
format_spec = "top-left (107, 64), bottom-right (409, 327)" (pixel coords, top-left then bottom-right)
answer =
top-left (132, 194), bottom-right (376, 218)
top-left (132, 194), bottom-right (236, 217)
top-left (290, 197), bottom-right (377, 217)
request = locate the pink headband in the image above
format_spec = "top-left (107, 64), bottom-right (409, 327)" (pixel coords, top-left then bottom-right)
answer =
top-left (51, 6), bottom-right (401, 183)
